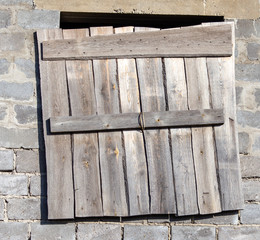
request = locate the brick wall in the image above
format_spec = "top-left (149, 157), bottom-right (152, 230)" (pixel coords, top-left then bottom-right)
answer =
top-left (0, 1), bottom-right (260, 239)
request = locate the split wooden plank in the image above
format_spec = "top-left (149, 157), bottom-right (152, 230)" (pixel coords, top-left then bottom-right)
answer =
top-left (164, 58), bottom-right (199, 216)
top-left (115, 26), bottom-right (149, 216)
top-left (63, 29), bottom-right (103, 217)
top-left (185, 57), bottom-right (222, 214)
top-left (90, 26), bottom-right (128, 216)
top-left (37, 29), bottom-right (74, 219)
top-left (42, 24), bottom-right (232, 60)
top-left (50, 109), bottom-right (224, 133)
top-left (135, 27), bottom-right (176, 214)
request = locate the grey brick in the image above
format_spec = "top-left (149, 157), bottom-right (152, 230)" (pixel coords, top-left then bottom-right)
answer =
top-left (219, 227), bottom-right (260, 240)
top-left (0, 10), bottom-right (11, 28)
top-left (236, 20), bottom-right (256, 38)
top-left (243, 180), bottom-right (260, 201)
top-left (0, 33), bottom-right (25, 51)
top-left (16, 150), bottom-right (40, 173)
top-left (78, 223), bottom-right (121, 240)
top-left (236, 86), bottom-right (243, 105)
top-left (17, 10), bottom-right (60, 29)
top-left (241, 204), bottom-right (260, 224)
top-left (8, 198), bottom-right (42, 220)
top-left (171, 226), bottom-right (215, 240)
top-left (15, 58), bottom-right (35, 78)
top-left (31, 223), bottom-right (75, 240)
top-left (0, 199), bottom-right (4, 220)
top-left (235, 64), bottom-right (260, 82)
top-left (194, 211), bottom-right (239, 224)
top-left (30, 175), bottom-right (47, 196)
top-left (0, 0), bottom-right (32, 5)
top-left (247, 42), bottom-right (260, 61)
top-left (240, 155), bottom-right (260, 177)
top-left (0, 150), bottom-right (13, 171)
top-left (0, 59), bottom-right (10, 75)
top-left (0, 175), bottom-right (27, 195)
top-left (0, 104), bottom-right (7, 121)
top-left (0, 126), bottom-right (38, 148)
top-left (237, 110), bottom-right (260, 128)
top-left (238, 132), bottom-right (250, 154)
top-left (0, 222), bottom-right (28, 240)
top-left (255, 88), bottom-right (260, 107)
top-left (0, 81), bottom-right (34, 101)
top-left (14, 105), bottom-right (37, 124)
top-left (124, 225), bottom-right (168, 240)
top-left (253, 134), bottom-right (260, 152)
top-left (255, 19), bottom-right (260, 37)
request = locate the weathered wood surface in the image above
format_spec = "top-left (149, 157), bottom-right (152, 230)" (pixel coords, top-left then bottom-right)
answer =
top-left (136, 27), bottom-right (176, 214)
top-left (165, 58), bottom-right (199, 216)
top-left (50, 109), bottom-right (224, 133)
top-left (37, 29), bottom-right (74, 219)
top-left (42, 24), bottom-right (232, 60)
top-left (91, 26), bottom-right (128, 216)
top-left (115, 26), bottom-right (149, 216)
top-left (185, 57), bottom-right (222, 214)
top-left (63, 29), bottom-right (103, 217)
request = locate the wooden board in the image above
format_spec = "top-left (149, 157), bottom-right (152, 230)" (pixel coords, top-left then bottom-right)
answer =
top-left (63, 29), bottom-right (103, 217)
top-left (115, 26), bottom-right (149, 216)
top-left (164, 58), bottom-right (199, 216)
top-left (50, 109), bottom-right (224, 133)
top-left (136, 27), bottom-right (176, 214)
top-left (42, 24), bottom-right (232, 60)
top-left (90, 26), bottom-right (128, 216)
top-left (37, 29), bottom-right (74, 219)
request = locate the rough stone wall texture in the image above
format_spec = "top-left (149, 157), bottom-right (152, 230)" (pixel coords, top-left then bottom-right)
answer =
top-left (0, 1), bottom-right (260, 239)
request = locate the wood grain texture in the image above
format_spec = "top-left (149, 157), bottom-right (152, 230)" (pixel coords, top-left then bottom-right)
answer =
top-left (91, 26), bottom-right (128, 216)
top-left (185, 57), bottom-right (221, 214)
top-left (164, 58), bottom-right (199, 216)
top-left (136, 27), bottom-right (176, 214)
top-left (63, 29), bottom-right (103, 217)
top-left (115, 26), bottom-right (149, 216)
top-left (43, 24), bottom-right (232, 60)
top-left (37, 29), bottom-right (74, 219)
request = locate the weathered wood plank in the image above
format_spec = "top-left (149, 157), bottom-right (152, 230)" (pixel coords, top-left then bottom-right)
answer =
top-left (50, 109), bottom-right (224, 133)
top-left (115, 26), bottom-right (149, 216)
top-left (135, 27), bottom-right (176, 214)
top-left (185, 57), bottom-right (222, 214)
top-left (90, 26), bottom-right (128, 216)
top-left (42, 24), bottom-right (232, 60)
top-left (164, 58), bottom-right (199, 216)
top-left (63, 29), bottom-right (103, 217)
top-left (37, 29), bottom-right (74, 219)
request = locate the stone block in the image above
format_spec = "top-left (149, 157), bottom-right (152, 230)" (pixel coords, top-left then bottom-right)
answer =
top-left (31, 223), bottom-right (75, 240)
top-left (78, 223), bottom-right (121, 240)
top-left (253, 134), bottom-right (260, 152)
top-left (237, 110), bottom-right (260, 128)
top-left (0, 33), bottom-right (25, 51)
top-left (0, 81), bottom-right (34, 101)
top-left (30, 175), bottom-right (47, 196)
top-left (238, 132), bottom-right (250, 154)
top-left (255, 88), bottom-right (260, 107)
top-left (0, 174), bottom-right (27, 195)
top-left (0, 150), bottom-right (13, 171)
top-left (236, 20), bottom-right (256, 38)
top-left (124, 225), bottom-right (168, 240)
top-left (240, 155), bottom-right (260, 177)
top-left (247, 42), bottom-right (260, 61)
top-left (7, 198), bottom-right (43, 220)
top-left (14, 105), bottom-right (37, 124)
top-left (16, 150), bottom-right (40, 173)
top-left (235, 64), bottom-right (260, 82)
top-left (0, 10), bottom-right (11, 29)
top-left (236, 86), bottom-right (243, 105)
top-left (241, 204), bottom-right (260, 224)
top-left (0, 0), bottom-right (32, 5)
top-left (0, 222), bottom-right (27, 240)
top-left (0, 104), bottom-right (7, 121)
top-left (17, 10), bottom-right (60, 29)
top-left (218, 227), bottom-right (260, 240)
top-left (0, 199), bottom-right (4, 220)
top-left (194, 211), bottom-right (239, 224)
top-left (0, 59), bottom-right (10, 75)
top-left (0, 126), bottom-right (38, 148)
top-left (171, 226), bottom-right (215, 240)
top-left (255, 19), bottom-right (260, 37)
top-left (15, 58), bottom-right (35, 78)
top-left (243, 180), bottom-right (260, 201)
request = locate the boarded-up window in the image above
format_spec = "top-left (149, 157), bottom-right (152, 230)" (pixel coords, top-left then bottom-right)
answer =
top-left (37, 22), bottom-right (243, 219)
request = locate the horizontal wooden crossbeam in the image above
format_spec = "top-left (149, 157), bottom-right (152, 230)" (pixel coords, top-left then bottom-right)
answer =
top-left (42, 25), bottom-right (232, 61)
top-left (50, 109), bottom-right (224, 133)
